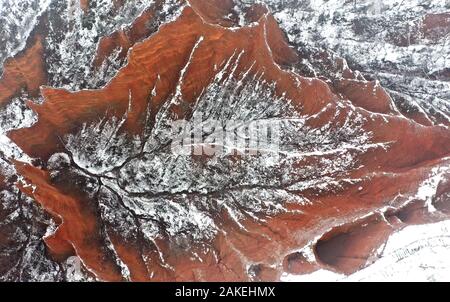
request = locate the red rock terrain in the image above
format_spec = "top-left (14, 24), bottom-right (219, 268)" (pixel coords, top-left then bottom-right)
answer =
top-left (0, 0), bottom-right (449, 281)
top-left (0, 35), bottom-right (47, 107)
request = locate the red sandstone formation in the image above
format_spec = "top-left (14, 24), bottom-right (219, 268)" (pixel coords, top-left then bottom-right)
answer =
top-left (422, 12), bottom-right (450, 41)
top-left (79, 0), bottom-right (89, 13)
top-left (14, 161), bottom-right (124, 281)
top-left (1, 0), bottom-right (449, 281)
top-left (0, 35), bottom-right (46, 107)
top-left (188, 0), bottom-right (237, 27)
top-left (9, 5), bottom-right (334, 160)
top-left (93, 7), bottom-right (157, 68)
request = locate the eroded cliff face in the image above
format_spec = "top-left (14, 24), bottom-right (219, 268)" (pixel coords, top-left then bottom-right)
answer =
top-left (0, 0), bottom-right (449, 281)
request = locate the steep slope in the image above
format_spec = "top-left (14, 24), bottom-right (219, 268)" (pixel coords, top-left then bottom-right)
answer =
top-left (270, 0), bottom-right (450, 126)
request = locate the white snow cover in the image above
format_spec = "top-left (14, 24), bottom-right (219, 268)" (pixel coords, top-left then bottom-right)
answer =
top-left (0, 0), bottom-right (51, 67)
top-left (270, 0), bottom-right (450, 125)
top-left (281, 220), bottom-right (450, 282)
top-left (0, 95), bottom-right (36, 164)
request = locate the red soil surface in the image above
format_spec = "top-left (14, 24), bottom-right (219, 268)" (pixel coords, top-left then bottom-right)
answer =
top-left (0, 35), bottom-right (46, 107)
